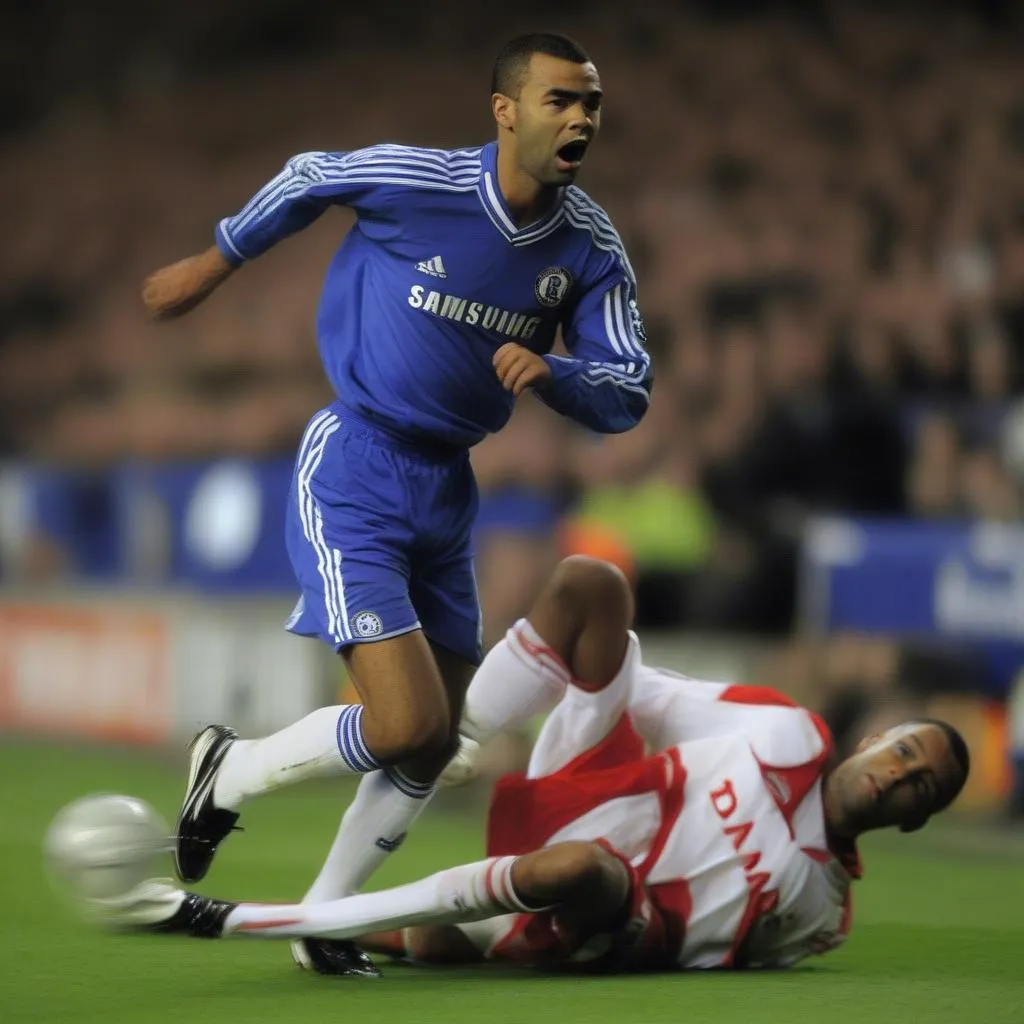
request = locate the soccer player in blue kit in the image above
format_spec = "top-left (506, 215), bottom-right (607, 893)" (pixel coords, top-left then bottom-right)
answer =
top-left (141, 32), bottom-right (652, 976)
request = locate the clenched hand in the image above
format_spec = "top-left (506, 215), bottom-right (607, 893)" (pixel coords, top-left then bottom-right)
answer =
top-left (493, 343), bottom-right (553, 396)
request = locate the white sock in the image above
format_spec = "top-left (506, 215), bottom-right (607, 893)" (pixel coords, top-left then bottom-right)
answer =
top-left (459, 618), bottom-right (570, 745)
top-left (223, 856), bottom-right (537, 939)
top-left (301, 767), bottom-right (435, 903)
top-left (213, 705), bottom-right (379, 810)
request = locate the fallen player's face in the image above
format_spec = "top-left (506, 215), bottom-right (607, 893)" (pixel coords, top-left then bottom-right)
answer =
top-left (514, 54), bottom-right (602, 185)
top-left (832, 722), bottom-right (961, 834)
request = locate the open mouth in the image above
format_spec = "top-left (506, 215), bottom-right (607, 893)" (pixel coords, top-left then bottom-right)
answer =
top-left (556, 138), bottom-right (590, 169)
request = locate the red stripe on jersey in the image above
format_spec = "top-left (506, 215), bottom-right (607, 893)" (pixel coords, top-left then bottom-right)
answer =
top-left (644, 746), bottom-right (685, 882)
top-left (647, 878), bottom-right (692, 964)
top-left (719, 684), bottom-right (800, 708)
top-left (486, 713), bottom-right (650, 859)
top-left (801, 846), bottom-right (831, 864)
top-left (723, 872), bottom-right (779, 968)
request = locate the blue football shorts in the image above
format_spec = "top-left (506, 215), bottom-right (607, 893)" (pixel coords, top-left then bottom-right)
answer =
top-left (284, 401), bottom-right (483, 665)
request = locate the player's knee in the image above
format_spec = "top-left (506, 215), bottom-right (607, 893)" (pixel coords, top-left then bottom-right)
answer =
top-left (434, 721), bottom-right (463, 769)
top-left (401, 711), bottom-right (452, 760)
top-left (368, 703), bottom-right (452, 762)
top-left (550, 556), bottom-right (632, 627)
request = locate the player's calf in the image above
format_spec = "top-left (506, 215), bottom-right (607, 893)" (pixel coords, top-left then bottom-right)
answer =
top-left (173, 631), bottom-right (457, 886)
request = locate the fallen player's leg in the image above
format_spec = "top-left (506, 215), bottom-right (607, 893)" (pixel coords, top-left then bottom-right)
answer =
top-left (442, 556), bottom-right (634, 786)
top-left (128, 841), bottom-right (644, 969)
top-left (361, 840), bottom-right (636, 967)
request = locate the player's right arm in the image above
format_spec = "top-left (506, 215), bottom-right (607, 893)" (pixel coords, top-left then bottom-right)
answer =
top-left (142, 150), bottom-right (353, 319)
top-left (142, 146), bottom-right (429, 319)
top-left (142, 245), bottom-right (235, 320)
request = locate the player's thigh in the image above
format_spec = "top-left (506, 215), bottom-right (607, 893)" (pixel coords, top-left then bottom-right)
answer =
top-left (285, 407), bottom-right (454, 752)
top-left (343, 631), bottom-right (451, 752)
top-left (285, 406), bottom-right (421, 652)
top-left (526, 632), bottom-right (643, 778)
top-left (408, 466), bottom-right (483, 670)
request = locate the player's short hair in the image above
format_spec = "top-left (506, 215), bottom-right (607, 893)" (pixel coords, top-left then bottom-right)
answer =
top-left (491, 33), bottom-right (591, 98)
top-left (912, 717), bottom-right (971, 813)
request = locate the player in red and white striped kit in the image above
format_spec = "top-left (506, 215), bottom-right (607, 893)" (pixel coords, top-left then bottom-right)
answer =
top-left (122, 557), bottom-right (969, 973)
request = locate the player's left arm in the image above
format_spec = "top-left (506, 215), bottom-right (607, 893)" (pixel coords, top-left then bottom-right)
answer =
top-left (531, 253), bottom-right (652, 434)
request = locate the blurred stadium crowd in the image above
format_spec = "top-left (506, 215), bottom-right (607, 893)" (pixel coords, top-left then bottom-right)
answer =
top-left (3, 0), bottom-right (1024, 668)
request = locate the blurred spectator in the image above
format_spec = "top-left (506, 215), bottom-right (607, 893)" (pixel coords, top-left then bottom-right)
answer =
top-left (563, 390), bottom-right (715, 626)
top-left (4, 0), bottom-right (1024, 637)
top-left (906, 413), bottom-right (963, 518)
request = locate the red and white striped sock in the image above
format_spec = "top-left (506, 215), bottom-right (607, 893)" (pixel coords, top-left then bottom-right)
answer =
top-left (222, 856), bottom-right (540, 939)
top-left (460, 618), bottom-right (572, 744)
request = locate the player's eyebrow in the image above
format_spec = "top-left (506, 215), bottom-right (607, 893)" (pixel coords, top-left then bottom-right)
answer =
top-left (545, 87), bottom-right (603, 103)
top-left (909, 733), bottom-right (927, 758)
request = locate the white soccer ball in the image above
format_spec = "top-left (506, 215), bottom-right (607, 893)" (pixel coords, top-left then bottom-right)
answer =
top-left (44, 793), bottom-right (172, 919)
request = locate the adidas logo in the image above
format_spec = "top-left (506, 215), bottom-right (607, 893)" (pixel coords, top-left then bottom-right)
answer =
top-left (415, 255), bottom-right (447, 278)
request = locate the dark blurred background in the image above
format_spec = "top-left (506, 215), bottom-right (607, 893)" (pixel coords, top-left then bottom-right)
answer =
top-left (1, 0), bottom-right (1023, 812)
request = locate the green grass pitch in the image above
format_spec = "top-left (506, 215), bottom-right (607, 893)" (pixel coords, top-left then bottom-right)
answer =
top-left (3, 739), bottom-right (1021, 1023)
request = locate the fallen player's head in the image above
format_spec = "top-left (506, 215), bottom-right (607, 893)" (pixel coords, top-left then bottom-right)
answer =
top-left (825, 719), bottom-right (969, 837)
top-left (491, 32), bottom-right (602, 185)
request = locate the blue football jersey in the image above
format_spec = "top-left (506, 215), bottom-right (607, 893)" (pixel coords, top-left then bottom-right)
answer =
top-left (215, 141), bottom-right (652, 448)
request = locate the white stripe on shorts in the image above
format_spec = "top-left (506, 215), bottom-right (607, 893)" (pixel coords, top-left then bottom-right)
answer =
top-left (296, 412), bottom-right (349, 643)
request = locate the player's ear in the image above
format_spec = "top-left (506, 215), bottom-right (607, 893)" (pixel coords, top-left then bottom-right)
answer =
top-left (493, 93), bottom-right (516, 130)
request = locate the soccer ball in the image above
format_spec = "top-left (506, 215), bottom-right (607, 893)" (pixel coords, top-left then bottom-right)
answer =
top-left (44, 793), bottom-right (172, 920)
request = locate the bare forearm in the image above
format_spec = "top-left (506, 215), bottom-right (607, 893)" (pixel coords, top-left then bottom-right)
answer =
top-left (141, 245), bottom-right (235, 320)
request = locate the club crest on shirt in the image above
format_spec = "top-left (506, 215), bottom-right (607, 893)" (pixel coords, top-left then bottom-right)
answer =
top-left (352, 610), bottom-right (383, 638)
top-left (535, 266), bottom-right (573, 307)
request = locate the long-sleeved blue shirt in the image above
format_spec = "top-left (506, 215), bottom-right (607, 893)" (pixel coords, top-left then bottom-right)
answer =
top-left (216, 141), bottom-right (652, 449)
